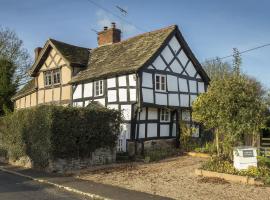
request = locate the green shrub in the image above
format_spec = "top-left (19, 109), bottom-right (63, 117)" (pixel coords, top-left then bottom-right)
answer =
top-left (0, 105), bottom-right (121, 168)
top-left (194, 142), bottom-right (216, 154)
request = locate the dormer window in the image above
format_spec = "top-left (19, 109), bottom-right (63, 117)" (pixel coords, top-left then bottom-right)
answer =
top-left (94, 80), bottom-right (104, 96)
top-left (155, 74), bottom-right (166, 92)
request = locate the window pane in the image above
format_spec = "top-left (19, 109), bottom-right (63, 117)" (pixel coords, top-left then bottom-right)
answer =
top-left (161, 76), bottom-right (166, 91)
top-left (156, 75), bottom-right (160, 90)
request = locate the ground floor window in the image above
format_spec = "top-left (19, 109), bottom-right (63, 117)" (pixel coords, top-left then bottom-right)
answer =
top-left (160, 109), bottom-right (170, 122)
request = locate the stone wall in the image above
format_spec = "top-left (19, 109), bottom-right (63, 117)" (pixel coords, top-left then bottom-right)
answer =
top-left (127, 138), bottom-right (176, 156)
top-left (4, 148), bottom-right (116, 173)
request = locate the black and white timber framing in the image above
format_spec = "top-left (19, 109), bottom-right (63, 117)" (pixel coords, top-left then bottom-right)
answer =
top-left (72, 31), bottom-right (209, 152)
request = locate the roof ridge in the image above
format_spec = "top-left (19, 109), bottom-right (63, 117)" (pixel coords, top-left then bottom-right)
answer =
top-left (49, 38), bottom-right (90, 50)
top-left (89, 24), bottom-right (177, 51)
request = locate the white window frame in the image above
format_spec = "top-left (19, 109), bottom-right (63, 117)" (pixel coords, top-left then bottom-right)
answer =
top-left (44, 71), bottom-right (52, 86)
top-left (155, 74), bottom-right (166, 92)
top-left (160, 109), bottom-right (170, 122)
top-left (53, 69), bottom-right (61, 85)
top-left (94, 80), bottom-right (104, 97)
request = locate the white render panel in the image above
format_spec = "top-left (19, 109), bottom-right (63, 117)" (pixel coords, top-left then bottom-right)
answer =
top-left (121, 123), bottom-right (131, 140)
top-left (129, 74), bottom-right (136, 86)
top-left (142, 88), bottom-right (154, 103)
top-left (172, 124), bottom-right (176, 136)
top-left (185, 61), bottom-right (197, 77)
top-left (148, 108), bottom-right (158, 120)
top-left (169, 93), bottom-right (179, 106)
top-left (140, 108), bottom-right (146, 120)
top-left (189, 80), bottom-right (197, 93)
top-left (180, 94), bottom-right (189, 107)
top-left (196, 73), bottom-right (202, 79)
top-left (182, 110), bottom-right (191, 121)
top-left (190, 95), bottom-right (197, 106)
top-left (108, 90), bottom-right (117, 102)
top-left (119, 88), bottom-right (127, 102)
top-left (161, 45), bottom-right (174, 64)
top-left (198, 82), bottom-right (205, 93)
top-left (155, 93), bottom-right (167, 105)
top-left (139, 124), bottom-right (145, 138)
top-left (94, 98), bottom-right (105, 106)
top-left (142, 72), bottom-right (153, 88)
top-left (107, 77), bottom-right (116, 88)
top-left (169, 36), bottom-right (181, 53)
top-left (170, 59), bottom-right (182, 74)
top-left (118, 75), bottom-right (127, 87)
top-left (107, 104), bottom-right (118, 110)
top-left (179, 78), bottom-right (189, 92)
top-left (130, 88), bottom-right (136, 101)
top-left (84, 100), bottom-right (90, 107)
top-left (167, 75), bottom-right (178, 91)
top-left (147, 123), bottom-right (157, 137)
top-left (84, 82), bottom-right (93, 98)
top-left (152, 56), bottom-right (166, 70)
top-left (177, 50), bottom-right (189, 67)
top-left (121, 105), bottom-right (132, 121)
top-left (73, 101), bottom-right (83, 107)
top-left (73, 84), bottom-right (82, 99)
top-left (160, 124), bottom-right (170, 137)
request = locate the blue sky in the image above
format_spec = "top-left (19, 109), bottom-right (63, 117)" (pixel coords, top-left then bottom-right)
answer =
top-left (0, 0), bottom-right (269, 88)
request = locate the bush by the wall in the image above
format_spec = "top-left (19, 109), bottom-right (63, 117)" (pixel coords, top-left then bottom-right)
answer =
top-left (0, 105), bottom-right (121, 168)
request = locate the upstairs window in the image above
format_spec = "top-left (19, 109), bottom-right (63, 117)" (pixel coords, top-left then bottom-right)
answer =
top-left (94, 80), bottom-right (104, 96)
top-left (155, 74), bottom-right (166, 92)
top-left (53, 69), bottom-right (61, 84)
top-left (44, 69), bottom-right (61, 86)
top-left (45, 71), bottom-right (52, 86)
top-left (160, 109), bottom-right (170, 122)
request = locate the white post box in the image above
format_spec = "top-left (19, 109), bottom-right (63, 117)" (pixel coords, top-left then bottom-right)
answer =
top-left (233, 146), bottom-right (257, 170)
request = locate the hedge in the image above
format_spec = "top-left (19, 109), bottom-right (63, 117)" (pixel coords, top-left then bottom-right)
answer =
top-left (0, 104), bottom-right (122, 168)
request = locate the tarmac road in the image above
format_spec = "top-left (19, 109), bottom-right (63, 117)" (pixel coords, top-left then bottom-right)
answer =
top-left (0, 171), bottom-right (92, 200)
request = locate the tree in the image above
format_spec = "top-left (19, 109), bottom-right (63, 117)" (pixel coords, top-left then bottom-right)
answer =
top-left (202, 57), bottom-right (232, 80)
top-left (0, 27), bottom-right (31, 86)
top-left (193, 54), bottom-right (267, 159)
top-left (0, 59), bottom-right (17, 115)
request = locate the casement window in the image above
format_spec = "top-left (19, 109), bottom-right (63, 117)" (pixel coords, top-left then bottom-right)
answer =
top-left (44, 69), bottom-right (61, 86)
top-left (160, 109), bottom-right (170, 122)
top-left (94, 80), bottom-right (104, 96)
top-left (44, 71), bottom-right (52, 86)
top-left (53, 69), bottom-right (61, 84)
top-left (155, 74), bottom-right (166, 92)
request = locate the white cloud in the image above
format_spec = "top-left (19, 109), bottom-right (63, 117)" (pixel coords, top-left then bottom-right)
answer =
top-left (95, 9), bottom-right (137, 36)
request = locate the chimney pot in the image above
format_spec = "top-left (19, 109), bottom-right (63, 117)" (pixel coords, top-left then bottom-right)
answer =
top-left (104, 26), bottom-right (108, 30)
top-left (111, 22), bottom-right (116, 28)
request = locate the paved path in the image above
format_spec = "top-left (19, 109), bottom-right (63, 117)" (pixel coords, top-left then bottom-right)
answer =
top-left (0, 163), bottom-right (171, 200)
top-left (0, 171), bottom-right (91, 200)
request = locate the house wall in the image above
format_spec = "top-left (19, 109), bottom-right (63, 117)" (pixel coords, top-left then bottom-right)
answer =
top-left (140, 35), bottom-right (207, 108)
top-left (14, 48), bottom-right (72, 109)
top-left (72, 73), bottom-right (137, 151)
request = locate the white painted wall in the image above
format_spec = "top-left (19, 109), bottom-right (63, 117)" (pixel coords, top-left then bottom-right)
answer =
top-left (161, 46), bottom-right (174, 64)
top-left (130, 89), bottom-right (136, 101)
top-left (167, 75), bottom-right (178, 91)
top-left (185, 62), bottom-right (197, 77)
top-left (148, 123), bottom-right (157, 137)
top-left (139, 124), bottom-right (145, 138)
top-left (118, 75), bottom-right (127, 87)
top-left (155, 93), bottom-right (167, 105)
top-left (121, 105), bottom-right (132, 121)
top-left (129, 74), bottom-right (136, 86)
top-left (148, 108), bottom-right (158, 120)
top-left (169, 93), bottom-right (179, 106)
top-left (198, 82), bottom-right (205, 93)
top-left (179, 78), bottom-right (188, 92)
top-left (169, 36), bottom-right (181, 53)
top-left (107, 77), bottom-right (116, 88)
top-left (142, 72), bottom-right (153, 88)
top-left (189, 80), bottom-right (197, 93)
top-left (119, 88), bottom-right (127, 102)
top-left (84, 82), bottom-right (93, 98)
top-left (177, 50), bottom-right (189, 67)
top-left (152, 56), bottom-right (166, 70)
top-left (180, 94), bottom-right (189, 107)
top-left (94, 98), bottom-right (105, 106)
top-left (73, 84), bottom-right (82, 99)
top-left (160, 124), bottom-right (170, 137)
top-left (108, 90), bottom-right (117, 102)
top-left (142, 88), bottom-right (153, 103)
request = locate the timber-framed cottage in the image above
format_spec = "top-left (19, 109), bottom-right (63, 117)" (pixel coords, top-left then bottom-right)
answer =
top-left (12, 23), bottom-right (210, 153)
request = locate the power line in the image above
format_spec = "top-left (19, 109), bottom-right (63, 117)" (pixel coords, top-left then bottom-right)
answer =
top-left (85, 0), bottom-right (146, 32)
top-left (215, 43), bottom-right (270, 60)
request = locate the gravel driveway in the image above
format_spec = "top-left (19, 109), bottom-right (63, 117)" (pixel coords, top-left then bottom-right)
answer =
top-left (78, 156), bottom-right (270, 200)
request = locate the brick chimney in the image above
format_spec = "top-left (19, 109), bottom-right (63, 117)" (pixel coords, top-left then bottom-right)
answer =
top-left (98, 22), bottom-right (121, 46)
top-left (34, 47), bottom-right (42, 61)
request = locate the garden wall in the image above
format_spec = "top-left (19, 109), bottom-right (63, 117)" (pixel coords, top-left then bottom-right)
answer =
top-left (0, 105), bottom-right (121, 171)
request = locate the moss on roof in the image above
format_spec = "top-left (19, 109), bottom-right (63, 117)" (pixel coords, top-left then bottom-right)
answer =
top-left (71, 25), bottom-right (176, 82)
top-left (49, 39), bottom-right (90, 67)
top-left (12, 79), bottom-right (36, 100)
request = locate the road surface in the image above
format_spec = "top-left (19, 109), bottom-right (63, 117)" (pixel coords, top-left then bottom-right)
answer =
top-left (0, 171), bottom-right (92, 200)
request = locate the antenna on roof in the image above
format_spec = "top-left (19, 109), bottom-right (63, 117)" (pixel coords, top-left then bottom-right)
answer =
top-left (91, 28), bottom-right (98, 34)
top-left (115, 5), bottom-right (128, 16)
